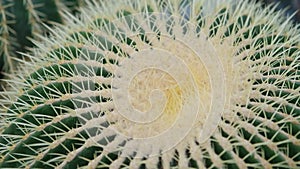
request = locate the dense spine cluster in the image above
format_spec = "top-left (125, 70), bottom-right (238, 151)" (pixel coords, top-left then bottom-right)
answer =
top-left (0, 0), bottom-right (299, 168)
top-left (0, 0), bottom-right (84, 77)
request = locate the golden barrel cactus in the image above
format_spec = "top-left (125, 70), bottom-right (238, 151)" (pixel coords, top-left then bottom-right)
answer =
top-left (0, 0), bottom-right (299, 168)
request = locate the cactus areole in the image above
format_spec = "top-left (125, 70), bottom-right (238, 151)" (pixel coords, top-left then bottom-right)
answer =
top-left (0, 0), bottom-right (299, 168)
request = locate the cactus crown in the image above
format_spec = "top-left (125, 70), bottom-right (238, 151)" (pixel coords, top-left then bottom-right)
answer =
top-left (0, 0), bottom-right (300, 168)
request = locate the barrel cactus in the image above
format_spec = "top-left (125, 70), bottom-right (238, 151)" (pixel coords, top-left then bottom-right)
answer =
top-left (259, 0), bottom-right (300, 22)
top-left (0, 0), bottom-right (299, 168)
top-left (0, 0), bottom-right (84, 77)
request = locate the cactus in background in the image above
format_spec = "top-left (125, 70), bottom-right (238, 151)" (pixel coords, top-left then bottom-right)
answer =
top-left (0, 0), bottom-right (300, 168)
top-left (0, 0), bottom-right (84, 79)
top-left (258, 0), bottom-right (300, 22)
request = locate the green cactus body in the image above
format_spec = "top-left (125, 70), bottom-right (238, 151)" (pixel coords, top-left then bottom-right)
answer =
top-left (0, 0), bottom-right (300, 168)
top-left (0, 0), bottom-right (84, 77)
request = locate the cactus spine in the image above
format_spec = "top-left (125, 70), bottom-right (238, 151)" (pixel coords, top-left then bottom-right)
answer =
top-left (0, 0), bottom-right (300, 168)
top-left (0, 0), bottom-right (84, 79)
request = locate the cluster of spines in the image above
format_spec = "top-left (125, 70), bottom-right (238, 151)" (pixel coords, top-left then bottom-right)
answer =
top-left (0, 0), bottom-right (299, 168)
top-left (207, 2), bottom-right (300, 168)
top-left (0, 0), bottom-right (85, 81)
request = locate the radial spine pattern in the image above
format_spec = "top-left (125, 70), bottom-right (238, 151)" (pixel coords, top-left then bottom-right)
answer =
top-left (0, 0), bottom-right (299, 168)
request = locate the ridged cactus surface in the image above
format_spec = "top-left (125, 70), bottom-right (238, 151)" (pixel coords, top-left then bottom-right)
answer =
top-left (0, 0), bottom-right (300, 168)
top-left (0, 0), bottom-right (84, 77)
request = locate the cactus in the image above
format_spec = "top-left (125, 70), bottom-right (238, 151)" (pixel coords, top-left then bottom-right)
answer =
top-left (0, 0), bottom-right (300, 168)
top-left (258, 0), bottom-right (300, 22)
top-left (0, 0), bottom-right (84, 78)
